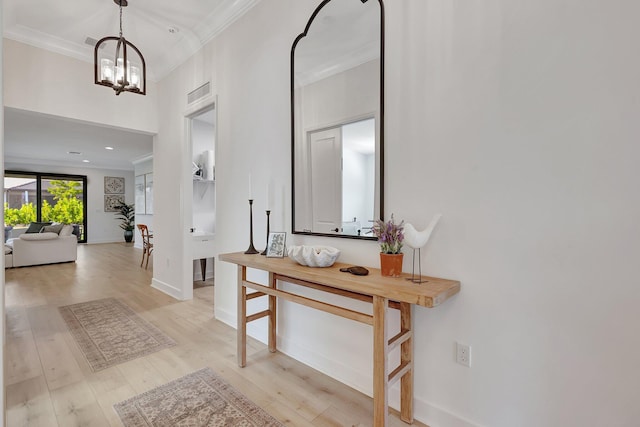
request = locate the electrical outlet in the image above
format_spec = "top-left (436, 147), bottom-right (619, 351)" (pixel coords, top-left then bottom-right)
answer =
top-left (456, 342), bottom-right (471, 367)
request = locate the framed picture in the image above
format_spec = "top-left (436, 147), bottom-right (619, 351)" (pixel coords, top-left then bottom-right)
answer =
top-left (266, 232), bottom-right (287, 258)
top-left (104, 194), bottom-right (125, 212)
top-left (104, 176), bottom-right (125, 194)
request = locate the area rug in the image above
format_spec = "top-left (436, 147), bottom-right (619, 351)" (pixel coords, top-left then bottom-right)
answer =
top-left (59, 297), bottom-right (176, 371)
top-left (114, 367), bottom-right (284, 427)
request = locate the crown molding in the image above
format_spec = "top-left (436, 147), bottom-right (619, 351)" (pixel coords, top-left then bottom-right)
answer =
top-left (132, 154), bottom-right (154, 165)
top-left (4, 24), bottom-right (93, 64)
top-left (196, 0), bottom-right (263, 45)
top-left (3, 0), bottom-right (263, 83)
top-left (295, 44), bottom-right (379, 87)
top-left (156, 0), bottom-right (262, 80)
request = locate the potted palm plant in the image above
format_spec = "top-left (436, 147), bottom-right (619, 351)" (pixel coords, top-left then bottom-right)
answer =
top-left (115, 203), bottom-right (135, 243)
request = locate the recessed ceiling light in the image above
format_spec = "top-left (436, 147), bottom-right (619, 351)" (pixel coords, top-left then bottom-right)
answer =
top-left (105, 146), bottom-right (114, 150)
top-left (82, 160), bottom-right (90, 163)
top-left (68, 151), bottom-right (83, 155)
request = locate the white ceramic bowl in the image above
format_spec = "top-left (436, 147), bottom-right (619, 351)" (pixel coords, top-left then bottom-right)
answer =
top-left (287, 245), bottom-right (341, 267)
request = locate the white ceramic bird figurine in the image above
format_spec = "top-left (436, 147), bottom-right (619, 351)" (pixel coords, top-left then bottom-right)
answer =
top-left (404, 214), bottom-right (442, 283)
top-left (404, 214), bottom-right (442, 249)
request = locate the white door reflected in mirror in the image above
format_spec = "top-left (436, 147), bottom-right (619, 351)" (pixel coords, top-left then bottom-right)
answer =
top-left (303, 117), bottom-right (375, 236)
top-left (310, 127), bottom-right (342, 233)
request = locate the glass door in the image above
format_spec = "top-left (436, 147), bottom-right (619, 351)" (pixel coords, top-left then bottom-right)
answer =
top-left (40, 176), bottom-right (86, 242)
top-left (4, 171), bottom-right (87, 243)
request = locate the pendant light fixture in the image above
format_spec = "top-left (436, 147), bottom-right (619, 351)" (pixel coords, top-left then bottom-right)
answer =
top-left (94, 0), bottom-right (146, 95)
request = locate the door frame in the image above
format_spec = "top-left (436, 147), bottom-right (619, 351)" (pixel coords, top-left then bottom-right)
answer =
top-left (181, 97), bottom-right (217, 301)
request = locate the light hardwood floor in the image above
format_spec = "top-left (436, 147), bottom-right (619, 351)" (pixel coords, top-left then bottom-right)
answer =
top-left (4, 243), bottom-right (427, 427)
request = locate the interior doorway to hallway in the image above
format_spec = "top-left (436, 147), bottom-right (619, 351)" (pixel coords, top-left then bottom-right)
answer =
top-left (188, 103), bottom-right (217, 292)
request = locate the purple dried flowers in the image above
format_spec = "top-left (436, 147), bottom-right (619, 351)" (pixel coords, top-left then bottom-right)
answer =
top-left (372, 214), bottom-right (404, 254)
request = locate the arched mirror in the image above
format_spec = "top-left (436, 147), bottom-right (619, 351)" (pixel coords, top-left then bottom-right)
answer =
top-left (291, 0), bottom-right (384, 239)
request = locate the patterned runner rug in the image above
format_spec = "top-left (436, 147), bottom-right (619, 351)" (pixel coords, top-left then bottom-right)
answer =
top-left (114, 368), bottom-right (284, 426)
top-left (59, 297), bottom-right (176, 371)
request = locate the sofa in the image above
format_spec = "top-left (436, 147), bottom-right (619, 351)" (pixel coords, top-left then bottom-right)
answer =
top-left (4, 223), bottom-right (78, 268)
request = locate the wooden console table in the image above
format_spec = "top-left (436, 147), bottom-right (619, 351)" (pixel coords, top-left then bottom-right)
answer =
top-left (219, 252), bottom-right (460, 426)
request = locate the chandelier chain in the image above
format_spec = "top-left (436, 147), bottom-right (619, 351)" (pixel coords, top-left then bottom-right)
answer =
top-left (119, 2), bottom-right (123, 38)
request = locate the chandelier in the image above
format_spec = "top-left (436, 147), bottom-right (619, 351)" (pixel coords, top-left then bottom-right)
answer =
top-left (94, 0), bottom-right (146, 95)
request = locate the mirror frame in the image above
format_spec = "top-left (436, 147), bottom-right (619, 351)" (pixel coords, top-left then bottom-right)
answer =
top-left (291, 0), bottom-right (385, 240)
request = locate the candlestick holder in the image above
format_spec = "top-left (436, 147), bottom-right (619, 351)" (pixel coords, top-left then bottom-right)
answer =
top-left (261, 210), bottom-right (271, 255)
top-left (244, 199), bottom-right (259, 254)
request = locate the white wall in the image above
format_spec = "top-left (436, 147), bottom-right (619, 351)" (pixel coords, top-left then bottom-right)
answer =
top-left (151, 0), bottom-right (294, 300)
top-left (3, 40), bottom-right (158, 135)
top-left (152, 1), bottom-right (640, 426)
top-left (385, 4), bottom-right (640, 425)
top-left (4, 162), bottom-right (134, 244)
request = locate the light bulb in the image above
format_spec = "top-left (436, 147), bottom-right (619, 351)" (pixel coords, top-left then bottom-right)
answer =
top-left (101, 59), bottom-right (114, 84)
top-left (116, 58), bottom-right (125, 85)
top-left (129, 66), bottom-right (140, 89)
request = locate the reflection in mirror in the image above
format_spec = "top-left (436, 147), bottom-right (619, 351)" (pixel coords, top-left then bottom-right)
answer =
top-left (292, 0), bottom-right (384, 239)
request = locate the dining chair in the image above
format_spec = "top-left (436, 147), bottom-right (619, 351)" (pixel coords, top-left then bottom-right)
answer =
top-left (137, 224), bottom-right (153, 269)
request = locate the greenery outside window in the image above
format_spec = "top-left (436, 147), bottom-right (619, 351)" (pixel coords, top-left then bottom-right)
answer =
top-left (4, 171), bottom-right (88, 243)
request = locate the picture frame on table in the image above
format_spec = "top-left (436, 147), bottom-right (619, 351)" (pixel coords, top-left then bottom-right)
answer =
top-left (266, 232), bottom-right (287, 258)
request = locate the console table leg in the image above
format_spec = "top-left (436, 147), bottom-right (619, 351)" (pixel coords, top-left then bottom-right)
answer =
top-left (373, 295), bottom-right (389, 427)
top-left (237, 265), bottom-right (247, 367)
top-left (268, 272), bottom-right (277, 353)
top-left (400, 302), bottom-right (414, 423)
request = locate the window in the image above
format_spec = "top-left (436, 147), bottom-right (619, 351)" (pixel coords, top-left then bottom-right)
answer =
top-left (4, 171), bottom-right (87, 243)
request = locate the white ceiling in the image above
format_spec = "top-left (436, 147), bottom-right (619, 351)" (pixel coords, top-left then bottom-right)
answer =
top-left (294, 0), bottom-right (379, 86)
top-left (4, 108), bottom-right (154, 171)
top-left (3, 0), bottom-right (259, 171)
top-left (3, 0), bottom-right (261, 82)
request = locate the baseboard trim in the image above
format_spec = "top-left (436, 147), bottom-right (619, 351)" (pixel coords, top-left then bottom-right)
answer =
top-left (277, 334), bottom-right (372, 396)
top-left (86, 239), bottom-right (126, 244)
top-left (151, 278), bottom-right (184, 300)
top-left (213, 307), bottom-right (481, 427)
top-left (214, 306), bottom-right (236, 328)
top-left (410, 398), bottom-right (484, 427)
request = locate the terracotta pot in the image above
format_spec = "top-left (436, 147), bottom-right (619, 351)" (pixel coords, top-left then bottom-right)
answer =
top-left (380, 253), bottom-right (404, 277)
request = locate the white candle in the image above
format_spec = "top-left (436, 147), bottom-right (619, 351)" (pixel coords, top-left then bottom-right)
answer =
top-left (266, 182), bottom-right (272, 210)
top-left (249, 174), bottom-right (253, 199)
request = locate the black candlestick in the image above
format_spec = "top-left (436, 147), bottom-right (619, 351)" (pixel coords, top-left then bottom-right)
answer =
top-left (244, 199), bottom-right (259, 254)
top-left (261, 210), bottom-right (271, 255)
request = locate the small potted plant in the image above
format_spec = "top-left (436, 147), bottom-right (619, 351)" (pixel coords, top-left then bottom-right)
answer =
top-left (115, 203), bottom-right (135, 243)
top-left (372, 214), bottom-right (404, 277)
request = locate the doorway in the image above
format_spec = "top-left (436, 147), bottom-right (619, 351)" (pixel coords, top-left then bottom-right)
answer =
top-left (188, 104), bottom-right (217, 291)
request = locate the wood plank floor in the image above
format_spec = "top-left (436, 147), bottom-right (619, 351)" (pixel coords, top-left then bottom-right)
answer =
top-left (4, 243), bottom-right (427, 427)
